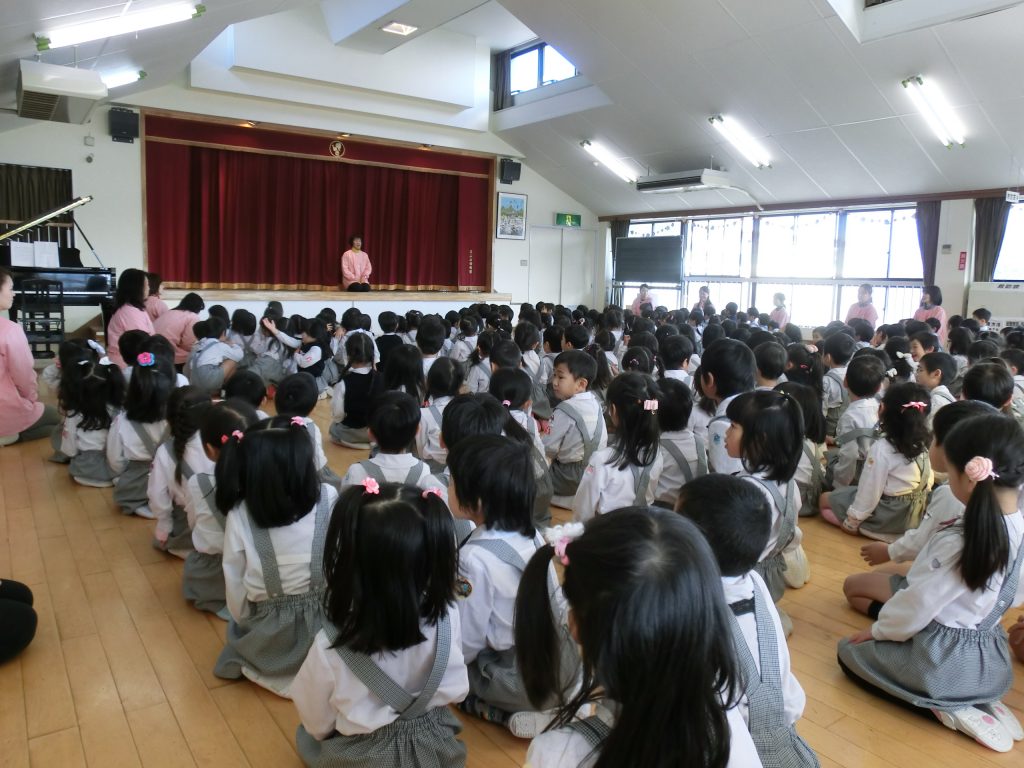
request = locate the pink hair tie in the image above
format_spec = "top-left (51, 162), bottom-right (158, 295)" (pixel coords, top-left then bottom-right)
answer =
top-left (965, 456), bottom-right (999, 483)
top-left (231, 430), bottom-right (244, 441)
top-left (553, 537), bottom-right (571, 566)
top-left (422, 488), bottom-right (442, 499)
top-left (362, 477), bottom-right (380, 495)
top-left (902, 401), bottom-right (927, 412)
top-left (220, 435), bottom-right (229, 445)
top-left (643, 399), bottom-right (659, 412)
top-left (502, 400), bottom-right (511, 407)
top-left (136, 352), bottom-right (155, 367)
top-left (290, 416), bottom-right (305, 426)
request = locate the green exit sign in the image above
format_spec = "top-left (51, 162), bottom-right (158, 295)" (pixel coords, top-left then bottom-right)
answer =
top-left (555, 213), bottom-right (582, 227)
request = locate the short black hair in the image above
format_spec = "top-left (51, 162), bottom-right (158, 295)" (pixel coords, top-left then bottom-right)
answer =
top-left (845, 355), bottom-right (886, 398)
top-left (923, 285), bottom-right (943, 306)
top-left (197, 316), bottom-right (227, 341)
top-left (932, 399), bottom-right (997, 446)
top-left (725, 390), bottom-right (804, 482)
top-left (675, 474), bottom-right (771, 577)
top-left (416, 316), bottom-right (446, 355)
top-left (489, 367), bottom-right (532, 410)
top-left (962, 361), bottom-right (1013, 411)
top-left (425, 357), bottom-right (464, 399)
top-left (553, 350), bottom-right (597, 387)
top-left (564, 325), bottom-right (589, 350)
top-left (223, 369), bottom-right (267, 409)
top-left (968, 339), bottom-right (1001, 365)
top-left (230, 308), bottom-right (256, 336)
top-left (118, 329), bottom-right (149, 364)
top-left (440, 392), bottom-right (528, 451)
top-left (822, 332), bottom-right (856, 366)
top-left (274, 372), bottom-right (318, 417)
top-left (323, 483), bottom-right (455, 654)
top-left (448, 435), bottom-right (535, 536)
top-left (491, 339), bottom-right (523, 370)
top-left (199, 398), bottom-right (258, 451)
top-left (849, 318), bottom-right (874, 342)
top-left (207, 304), bottom-right (229, 323)
top-left (369, 391), bottom-right (421, 452)
top-left (621, 347), bottom-right (654, 374)
top-left (973, 307), bottom-right (992, 322)
top-left (176, 292), bottom-right (205, 314)
top-left (147, 272), bottom-right (163, 295)
top-left (656, 378), bottom-right (693, 432)
top-left (699, 338), bottom-right (755, 399)
top-left (910, 331), bottom-right (939, 353)
top-left (1000, 348), bottom-right (1024, 374)
top-left (378, 311), bottom-right (399, 333)
top-left (753, 342), bottom-right (786, 380)
top-left (919, 352), bottom-right (957, 387)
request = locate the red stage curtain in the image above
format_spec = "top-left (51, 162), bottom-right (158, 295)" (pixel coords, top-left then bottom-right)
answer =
top-left (144, 125), bottom-right (492, 291)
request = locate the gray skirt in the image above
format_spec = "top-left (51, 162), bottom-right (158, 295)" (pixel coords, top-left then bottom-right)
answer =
top-left (248, 356), bottom-right (287, 386)
top-left (328, 422), bottom-right (371, 448)
top-left (153, 504), bottom-right (194, 558)
top-left (889, 573), bottom-right (908, 593)
top-left (70, 449), bottom-right (114, 485)
top-left (828, 487), bottom-right (917, 541)
top-left (837, 620), bottom-right (1013, 711)
top-left (797, 479), bottom-right (818, 518)
top-left (49, 421), bottom-right (69, 463)
top-left (295, 707), bottom-right (466, 768)
top-left (214, 589), bottom-right (326, 691)
top-left (182, 550), bottom-right (226, 614)
top-left (754, 553), bottom-right (787, 603)
top-left (550, 458), bottom-right (587, 496)
top-left (533, 463), bottom-right (554, 528)
top-left (191, 364), bottom-right (226, 397)
top-left (113, 459), bottom-right (151, 513)
top-left (468, 647), bottom-right (533, 714)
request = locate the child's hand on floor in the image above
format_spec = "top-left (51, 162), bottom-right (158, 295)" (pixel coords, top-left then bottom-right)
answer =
top-left (861, 542), bottom-right (890, 566)
top-left (847, 628), bottom-right (874, 644)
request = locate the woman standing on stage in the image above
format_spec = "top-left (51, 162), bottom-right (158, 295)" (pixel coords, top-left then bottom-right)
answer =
top-left (341, 235), bottom-right (372, 292)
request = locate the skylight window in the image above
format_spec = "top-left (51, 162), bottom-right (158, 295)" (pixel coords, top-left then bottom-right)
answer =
top-left (510, 44), bottom-right (578, 94)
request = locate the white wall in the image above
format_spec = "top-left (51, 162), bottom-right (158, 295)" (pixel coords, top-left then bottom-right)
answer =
top-left (492, 162), bottom-right (600, 306)
top-left (934, 198), bottom-right (975, 316)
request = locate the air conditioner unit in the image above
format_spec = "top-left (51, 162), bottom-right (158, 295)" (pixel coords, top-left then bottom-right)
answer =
top-left (17, 60), bottom-right (107, 124)
top-left (635, 168), bottom-right (735, 194)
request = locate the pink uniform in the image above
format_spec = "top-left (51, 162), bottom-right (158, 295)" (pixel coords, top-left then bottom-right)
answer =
top-left (145, 295), bottom-right (169, 321)
top-left (913, 305), bottom-right (948, 344)
top-left (0, 317), bottom-right (44, 435)
top-left (106, 305), bottom-right (155, 368)
top-left (845, 302), bottom-right (878, 328)
top-left (341, 249), bottom-right (372, 289)
top-left (631, 293), bottom-right (656, 314)
top-left (769, 307), bottom-right (789, 327)
top-left (152, 309), bottom-right (199, 365)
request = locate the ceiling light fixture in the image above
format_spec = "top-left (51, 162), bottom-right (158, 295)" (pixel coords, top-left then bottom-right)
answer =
top-left (35, 3), bottom-right (205, 51)
top-left (580, 140), bottom-right (636, 183)
top-left (901, 76), bottom-right (965, 147)
top-left (381, 21), bottom-right (418, 36)
top-left (708, 115), bottom-right (771, 168)
top-left (100, 69), bottom-right (146, 89)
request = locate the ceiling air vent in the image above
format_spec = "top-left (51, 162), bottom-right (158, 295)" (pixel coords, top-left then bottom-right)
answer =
top-left (17, 60), bottom-right (107, 124)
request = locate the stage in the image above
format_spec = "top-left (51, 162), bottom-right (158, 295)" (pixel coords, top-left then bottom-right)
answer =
top-left (161, 289), bottom-right (514, 333)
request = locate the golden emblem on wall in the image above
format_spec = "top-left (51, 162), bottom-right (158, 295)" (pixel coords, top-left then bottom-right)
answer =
top-left (329, 140), bottom-right (345, 157)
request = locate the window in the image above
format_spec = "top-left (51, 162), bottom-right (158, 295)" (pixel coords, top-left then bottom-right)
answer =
top-left (627, 220), bottom-right (681, 238)
top-left (510, 44), bottom-right (578, 94)
top-left (995, 203), bottom-right (1024, 280)
top-left (757, 213), bottom-right (837, 278)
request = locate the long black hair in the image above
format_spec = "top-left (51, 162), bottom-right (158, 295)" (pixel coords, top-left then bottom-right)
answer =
top-left (167, 386), bottom-right (212, 484)
top-left (323, 483), bottom-right (455, 654)
top-left (943, 415), bottom-right (1024, 591)
top-left (125, 338), bottom-right (175, 423)
top-left (380, 344), bottom-right (426, 404)
top-left (515, 509), bottom-right (739, 768)
top-left (774, 381), bottom-right (826, 445)
top-left (605, 373), bottom-right (660, 470)
top-left (785, 343), bottom-right (824, 400)
top-left (879, 382), bottom-right (931, 461)
top-left (725, 390), bottom-right (804, 482)
top-left (115, 268), bottom-right (148, 310)
top-left (59, 357), bottom-right (125, 431)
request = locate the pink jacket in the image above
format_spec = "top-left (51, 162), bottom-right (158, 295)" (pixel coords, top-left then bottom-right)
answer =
top-left (914, 305), bottom-right (948, 344)
top-left (769, 307), bottom-right (789, 327)
top-left (152, 309), bottom-right (199, 364)
top-left (845, 302), bottom-right (878, 328)
top-left (341, 249), bottom-right (372, 288)
top-left (0, 317), bottom-right (44, 435)
top-left (106, 305), bottom-right (155, 368)
top-left (145, 295), bottom-right (169, 321)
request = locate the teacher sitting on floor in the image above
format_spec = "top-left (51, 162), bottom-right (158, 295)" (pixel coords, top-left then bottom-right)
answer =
top-left (341, 235), bottom-right (372, 292)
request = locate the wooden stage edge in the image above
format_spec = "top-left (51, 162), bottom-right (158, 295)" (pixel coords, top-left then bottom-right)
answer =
top-left (162, 289), bottom-right (513, 304)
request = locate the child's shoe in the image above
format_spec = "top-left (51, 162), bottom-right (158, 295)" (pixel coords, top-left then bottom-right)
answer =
top-left (979, 701), bottom-right (1024, 741)
top-left (933, 707), bottom-right (1014, 752)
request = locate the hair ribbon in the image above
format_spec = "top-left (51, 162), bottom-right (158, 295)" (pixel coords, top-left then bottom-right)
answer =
top-left (501, 400), bottom-right (511, 407)
top-left (422, 488), bottom-right (442, 499)
top-left (290, 416), bottom-right (305, 427)
top-left (136, 352), bottom-right (155, 367)
top-left (362, 477), bottom-right (380, 495)
top-left (542, 522), bottom-right (585, 566)
top-left (643, 399), bottom-right (659, 412)
top-left (87, 339), bottom-right (106, 355)
top-left (902, 401), bottom-right (927, 412)
top-left (965, 456), bottom-right (999, 482)
top-left (886, 368), bottom-right (897, 378)
top-left (896, 351), bottom-right (911, 360)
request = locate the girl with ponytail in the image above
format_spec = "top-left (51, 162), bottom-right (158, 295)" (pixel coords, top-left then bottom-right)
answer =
top-left (515, 508), bottom-right (759, 767)
top-left (839, 414), bottom-right (1024, 753)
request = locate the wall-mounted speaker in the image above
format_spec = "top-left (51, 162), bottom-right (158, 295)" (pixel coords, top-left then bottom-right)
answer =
top-left (109, 107), bottom-right (139, 144)
top-left (499, 158), bottom-right (521, 184)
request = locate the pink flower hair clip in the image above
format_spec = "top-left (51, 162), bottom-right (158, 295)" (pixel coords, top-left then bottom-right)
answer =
top-left (290, 416), bottom-right (305, 427)
top-left (501, 400), bottom-right (512, 407)
top-left (362, 477), bottom-right (380, 495)
top-left (902, 401), bottom-right (927, 412)
top-left (965, 456), bottom-right (998, 483)
top-left (422, 488), bottom-right (443, 500)
top-left (643, 399), bottom-right (659, 412)
top-left (136, 352), bottom-right (155, 367)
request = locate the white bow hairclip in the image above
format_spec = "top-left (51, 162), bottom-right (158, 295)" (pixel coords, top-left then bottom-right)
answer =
top-left (896, 351), bottom-right (911, 360)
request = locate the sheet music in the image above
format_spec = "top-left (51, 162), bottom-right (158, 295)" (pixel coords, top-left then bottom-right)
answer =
top-left (33, 241), bottom-right (59, 268)
top-left (9, 241), bottom-right (34, 267)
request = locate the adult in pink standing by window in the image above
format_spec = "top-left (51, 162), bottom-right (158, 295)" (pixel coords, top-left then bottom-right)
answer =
top-left (913, 285), bottom-right (948, 345)
top-left (0, 267), bottom-right (61, 445)
top-left (630, 283), bottom-right (656, 315)
top-left (106, 269), bottom-right (155, 368)
top-left (769, 292), bottom-right (790, 328)
top-left (153, 292), bottom-right (205, 368)
top-left (845, 283), bottom-right (879, 329)
top-left (340, 235), bottom-right (372, 292)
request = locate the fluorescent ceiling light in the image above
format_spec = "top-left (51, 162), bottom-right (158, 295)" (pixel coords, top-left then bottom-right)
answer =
top-left (901, 76), bottom-right (965, 147)
top-left (709, 115), bottom-right (771, 169)
top-left (35, 3), bottom-right (204, 51)
top-left (100, 69), bottom-right (144, 89)
top-left (381, 21), bottom-right (418, 36)
top-left (581, 140), bottom-right (636, 183)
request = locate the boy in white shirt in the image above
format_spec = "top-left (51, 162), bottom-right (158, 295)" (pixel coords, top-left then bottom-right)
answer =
top-left (827, 355), bottom-right (884, 489)
top-left (754, 340), bottom-right (787, 390)
top-left (916, 351), bottom-right (958, 424)
top-left (822, 332), bottom-right (857, 441)
top-left (999, 348), bottom-right (1024, 425)
top-left (654, 378), bottom-right (706, 508)
top-left (660, 335), bottom-right (693, 387)
top-left (341, 391), bottom-right (434, 489)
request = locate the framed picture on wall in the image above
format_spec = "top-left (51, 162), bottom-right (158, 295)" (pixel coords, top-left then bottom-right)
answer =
top-left (496, 192), bottom-right (527, 240)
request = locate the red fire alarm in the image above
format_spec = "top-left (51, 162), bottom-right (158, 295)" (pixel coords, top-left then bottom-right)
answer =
top-left (958, 251), bottom-right (967, 270)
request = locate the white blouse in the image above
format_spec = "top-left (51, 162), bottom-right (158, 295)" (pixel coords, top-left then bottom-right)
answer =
top-left (573, 446), bottom-right (663, 522)
top-left (844, 439), bottom-right (931, 524)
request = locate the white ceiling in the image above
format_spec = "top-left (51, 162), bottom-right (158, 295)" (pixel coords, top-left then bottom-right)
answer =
top-left (2, 0), bottom-right (1024, 217)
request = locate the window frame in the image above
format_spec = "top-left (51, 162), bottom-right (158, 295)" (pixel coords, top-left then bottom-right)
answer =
top-left (509, 42), bottom-right (579, 95)
top-left (995, 202), bottom-right (1024, 281)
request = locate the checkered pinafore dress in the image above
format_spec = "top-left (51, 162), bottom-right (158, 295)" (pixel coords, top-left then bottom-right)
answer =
top-left (214, 489), bottom-right (331, 694)
top-left (744, 477), bottom-right (797, 603)
top-left (181, 473), bottom-right (227, 614)
top-left (838, 526), bottom-right (1024, 711)
top-left (294, 614), bottom-right (466, 768)
top-left (729, 583), bottom-right (819, 767)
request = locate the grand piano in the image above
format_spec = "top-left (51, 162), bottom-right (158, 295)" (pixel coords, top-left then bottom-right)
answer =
top-left (0, 196), bottom-right (117, 330)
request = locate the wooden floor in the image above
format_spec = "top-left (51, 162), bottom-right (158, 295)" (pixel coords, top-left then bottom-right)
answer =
top-left (3, 394), bottom-right (1024, 767)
